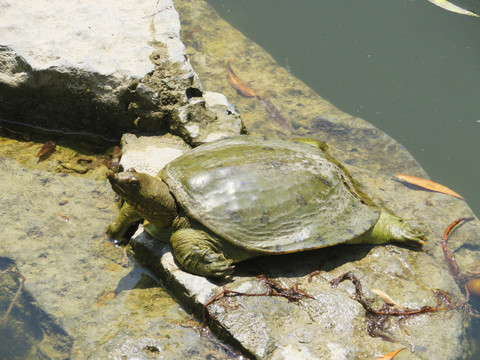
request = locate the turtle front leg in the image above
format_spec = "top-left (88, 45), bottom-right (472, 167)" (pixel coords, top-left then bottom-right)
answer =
top-left (170, 228), bottom-right (234, 278)
top-left (107, 201), bottom-right (142, 242)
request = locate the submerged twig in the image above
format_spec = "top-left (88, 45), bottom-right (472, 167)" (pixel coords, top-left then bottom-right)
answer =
top-left (442, 217), bottom-right (474, 279)
top-left (0, 267), bottom-right (26, 326)
top-left (331, 272), bottom-right (463, 316)
top-left (441, 216), bottom-right (479, 309)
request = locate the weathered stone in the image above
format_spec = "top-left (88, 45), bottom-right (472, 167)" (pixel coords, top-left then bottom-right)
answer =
top-left (171, 91), bottom-right (245, 145)
top-left (119, 133), bottom-right (191, 175)
top-left (0, 0), bottom-right (243, 142)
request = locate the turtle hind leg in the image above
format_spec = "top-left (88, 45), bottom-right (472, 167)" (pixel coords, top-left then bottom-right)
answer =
top-left (170, 228), bottom-right (234, 278)
top-left (373, 211), bottom-right (426, 247)
top-left (351, 211), bottom-right (426, 248)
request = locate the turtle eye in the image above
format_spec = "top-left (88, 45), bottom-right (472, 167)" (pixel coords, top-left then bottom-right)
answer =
top-left (125, 175), bottom-right (139, 186)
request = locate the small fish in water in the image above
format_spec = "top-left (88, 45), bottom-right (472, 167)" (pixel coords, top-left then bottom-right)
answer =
top-left (34, 140), bottom-right (56, 162)
top-left (226, 62), bottom-right (257, 97)
top-left (226, 63), bottom-right (293, 130)
top-left (111, 146), bottom-right (121, 172)
top-left (103, 146), bottom-right (122, 171)
top-left (183, 27), bottom-right (201, 41)
top-left (56, 211), bottom-right (70, 222)
top-left (257, 96), bottom-right (292, 130)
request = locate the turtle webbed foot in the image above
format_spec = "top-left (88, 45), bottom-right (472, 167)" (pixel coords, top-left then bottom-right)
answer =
top-left (204, 253), bottom-right (235, 278)
top-left (171, 228), bottom-right (234, 278)
top-left (370, 212), bottom-right (426, 248)
top-left (107, 201), bottom-right (142, 243)
top-left (398, 226), bottom-right (426, 248)
top-left (385, 214), bottom-right (427, 248)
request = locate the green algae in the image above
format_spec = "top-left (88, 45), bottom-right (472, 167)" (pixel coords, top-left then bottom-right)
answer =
top-left (0, 154), bottom-right (241, 358)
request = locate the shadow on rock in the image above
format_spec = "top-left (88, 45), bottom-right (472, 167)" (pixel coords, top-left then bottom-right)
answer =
top-left (0, 257), bottom-right (73, 360)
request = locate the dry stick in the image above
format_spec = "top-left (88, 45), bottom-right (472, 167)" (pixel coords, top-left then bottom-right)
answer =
top-left (0, 267), bottom-right (26, 325)
top-left (203, 275), bottom-right (314, 323)
top-left (205, 277), bottom-right (313, 307)
top-left (330, 272), bottom-right (465, 316)
top-left (333, 217), bottom-right (475, 317)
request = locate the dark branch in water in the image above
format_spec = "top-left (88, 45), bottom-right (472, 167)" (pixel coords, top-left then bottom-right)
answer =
top-left (442, 217), bottom-right (474, 279)
top-left (0, 267), bottom-right (26, 326)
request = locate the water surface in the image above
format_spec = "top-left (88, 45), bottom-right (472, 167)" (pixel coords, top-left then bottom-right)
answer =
top-left (206, 0), bottom-right (480, 215)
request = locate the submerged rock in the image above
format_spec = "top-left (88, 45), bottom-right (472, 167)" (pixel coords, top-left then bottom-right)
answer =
top-left (0, 258), bottom-right (73, 359)
top-left (0, 0), bottom-right (242, 142)
top-left (0, 157), bottom-right (241, 359)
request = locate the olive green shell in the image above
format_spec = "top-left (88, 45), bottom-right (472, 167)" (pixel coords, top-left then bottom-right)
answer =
top-left (161, 136), bottom-right (380, 254)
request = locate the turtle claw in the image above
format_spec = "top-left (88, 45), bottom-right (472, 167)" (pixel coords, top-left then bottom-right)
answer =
top-left (403, 229), bottom-right (427, 248)
top-left (393, 217), bottom-right (427, 248)
top-left (210, 264), bottom-right (235, 278)
top-left (198, 252), bottom-right (234, 278)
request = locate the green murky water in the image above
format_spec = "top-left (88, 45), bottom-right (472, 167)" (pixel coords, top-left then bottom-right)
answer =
top-left (205, 0), bottom-right (480, 216)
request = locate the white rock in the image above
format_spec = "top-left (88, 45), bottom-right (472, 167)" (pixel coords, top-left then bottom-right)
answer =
top-left (0, 0), bottom-right (204, 138)
top-left (119, 133), bottom-right (191, 175)
top-left (0, 0), bottom-right (184, 77)
top-left (203, 91), bottom-right (231, 110)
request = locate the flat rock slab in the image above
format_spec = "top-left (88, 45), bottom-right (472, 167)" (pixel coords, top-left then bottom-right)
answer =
top-left (0, 0), bottom-right (242, 142)
top-left (122, 128), bottom-right (479, 359)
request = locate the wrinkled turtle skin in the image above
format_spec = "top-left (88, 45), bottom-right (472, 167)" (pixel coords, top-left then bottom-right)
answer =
top-left (107, 136), bottom-right (425, 277)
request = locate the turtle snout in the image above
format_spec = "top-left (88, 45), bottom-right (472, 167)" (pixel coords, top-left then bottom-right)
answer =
top-left (106, 170), bottom-right (117, 182)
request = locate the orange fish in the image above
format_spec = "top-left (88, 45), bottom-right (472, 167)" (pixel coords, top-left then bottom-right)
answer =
top-left (183, 27), bottom-right (201, 41)
top-left (226, 62), bottom-right (257, 97)
top-left (35, 140), bottom-right (56, 161)
top-left (395, 174), bottom-right (464, 200)
top-left (226, 63), bottom-right (292, 129)
top-left (375, 348), bottom-right (405, 360)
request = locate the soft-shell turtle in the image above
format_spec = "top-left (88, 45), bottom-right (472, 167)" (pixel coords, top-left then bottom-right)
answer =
top-left (107, 136), bottom-right (425, 277)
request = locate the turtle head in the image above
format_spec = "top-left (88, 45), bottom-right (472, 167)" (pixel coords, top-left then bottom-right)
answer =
top-left (107, 169), bottom-right (177, 224)
top-left (107, 168), bottom-right (152, 203)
